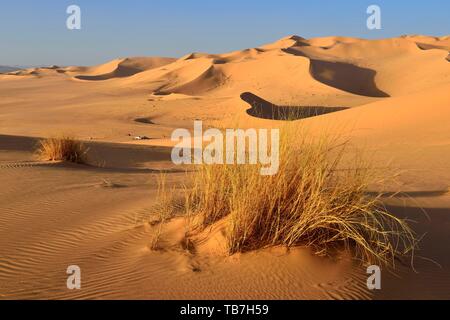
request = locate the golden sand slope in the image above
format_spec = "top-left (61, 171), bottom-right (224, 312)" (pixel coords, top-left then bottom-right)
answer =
top-left (0, 35), bottom-right (448, 142)
top-left (403, 35), bottom-right (450, 51)
top-left (69, 57), bottom-right (176, 80)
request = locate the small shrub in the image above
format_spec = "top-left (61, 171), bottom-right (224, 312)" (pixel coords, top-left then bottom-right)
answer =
top-left (36, 136), bottom-right (88, 164)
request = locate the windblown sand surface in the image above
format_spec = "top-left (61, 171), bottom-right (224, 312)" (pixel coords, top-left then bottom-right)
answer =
top-left (1, 35), bottom-right (450, 299)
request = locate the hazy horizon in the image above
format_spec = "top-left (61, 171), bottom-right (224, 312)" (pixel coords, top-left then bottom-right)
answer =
top-left (1, 0), bottom-right (449, 66)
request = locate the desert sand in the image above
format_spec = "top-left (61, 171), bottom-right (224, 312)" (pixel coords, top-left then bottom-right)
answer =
top-left (0, 35), bottom-right (449, 299)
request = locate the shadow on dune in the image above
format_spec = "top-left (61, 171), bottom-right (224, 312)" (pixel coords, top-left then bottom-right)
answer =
top-left (0, 134), bottom-right (37, 152)
top-left (309, 60), bottom-right (390, 97)
top-left (240, 92), bottom-right (348, 121)
top-left (135, 117), bottom-right (156, 125)
top-left (375, 204), bottom-right (450, 299)
top-left (0, 134), bottom-right (175, 172)
top-left (282, 48), bottom-right (389, 97)
top-left (74, 66), bottom-right (143, 81)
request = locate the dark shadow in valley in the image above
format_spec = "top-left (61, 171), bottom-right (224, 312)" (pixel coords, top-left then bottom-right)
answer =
top-left (0, 134), bottom-right (178, 173)
top-left (309, 59), bottom-right (390, 97)
top-left (282, 48), bottom-right (390, 97)
top-left (135, 117), bottom-right (156, 125)
top-left (240, 92), bottom-right (349, 121)
top-left (374, 204), bottom-right (450, 300)
top-left (74, 65), bottom-right (144, 81)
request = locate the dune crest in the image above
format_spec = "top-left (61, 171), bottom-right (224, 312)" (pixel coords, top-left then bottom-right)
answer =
top-left (6, 35), bottom-right (449, 103)
top-left (71, 57), bottom-right (176, 81)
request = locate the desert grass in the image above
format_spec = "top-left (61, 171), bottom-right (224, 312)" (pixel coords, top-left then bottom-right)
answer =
top-left (149, 222), bottom-right (164, 251)
top-left (184, 125), bottom-right (416, 267)
top-left (148, 174), bottom-right (177, 251)
top-left (36, 136), bottom-right (88, 164)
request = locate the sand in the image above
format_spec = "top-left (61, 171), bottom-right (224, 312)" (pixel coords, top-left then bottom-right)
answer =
top-left (0, 35), bottom-right (449, 299)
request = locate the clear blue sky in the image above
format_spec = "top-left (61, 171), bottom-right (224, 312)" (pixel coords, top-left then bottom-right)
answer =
top-left (1, 0), bottom-right (449, 66)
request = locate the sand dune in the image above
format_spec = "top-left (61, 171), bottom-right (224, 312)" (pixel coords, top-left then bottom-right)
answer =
top-left (2, 34), bottom-right (449, 153)
top-left (6, 35), bottom-right (449, 104)
top-left (117, 39), bottom-right (377, 103)
top-left (402, 34), bottom-right (450, 51)
top-left (285, 37), bottom-right (450, 96)
top-left (241, 92), bottom-right (349, 120)
top-left (1, 35), bottom-right (450, 300)
top-left (306, 36), bottom-right (362, 48)
top-left (308, 59), bottom-right (390, 97)
top-left (7, 35), bottom-right (449, 101)
top-left (70, 57), bottom-right (176, 81)
top-left (0, 66), bottom-right (22, 73)
top-left (2, 34), bottom-right (449, 152)
top-left (300, 82), bottom-right (450, 202)
top-left (82, 35), bottom-right (450, 102)
top-left (304, 83), bottom-right (450, 150)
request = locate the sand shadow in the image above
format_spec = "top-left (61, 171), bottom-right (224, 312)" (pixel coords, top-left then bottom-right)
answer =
top-left (374, 204), bottom-right (450, 299)
top-left (0, 134), bottom-right (37, 152)
top-left (0, 134), bottom-right (176, 172)
top-left (240, 92), bottom-right (348, 121)
top-left (74, 65), bottom-right (144, 81)
top-left (309, 60), bottom-right (390, 97)
top-left (282, 48), bottom-right (389, 97)
top-left (135, 117), bottom-right (156, 125)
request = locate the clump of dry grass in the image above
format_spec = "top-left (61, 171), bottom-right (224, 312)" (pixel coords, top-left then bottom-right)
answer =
top-left (36, 136), bottom-right (88, 164)
top-left (184, 125), bottom-right (416, 267)
top-left (149, 222), bottom-right (164, 251)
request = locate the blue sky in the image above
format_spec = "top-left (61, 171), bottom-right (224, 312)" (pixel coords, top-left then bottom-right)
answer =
top-left (1, 0), bottom-right (449, 66)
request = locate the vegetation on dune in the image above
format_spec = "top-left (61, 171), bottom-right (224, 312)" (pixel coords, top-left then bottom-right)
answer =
top-left (36, 136), bottom-right (88, 164)
top-left (182, 125), bottom-right (416, 267)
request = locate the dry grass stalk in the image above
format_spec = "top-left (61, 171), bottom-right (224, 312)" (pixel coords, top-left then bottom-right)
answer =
top-left (184, 125), bottom-right (416, 267)
top-left (36, 136), bottom-right (88, 164)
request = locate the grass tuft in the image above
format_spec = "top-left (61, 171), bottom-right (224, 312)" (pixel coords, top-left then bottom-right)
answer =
top-left (36, 136), bottom-right (88, 164)
top-left (184, 125), bottom-right (416, 267)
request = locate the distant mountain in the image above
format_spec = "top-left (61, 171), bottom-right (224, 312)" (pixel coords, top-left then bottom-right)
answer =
top-left (0, 66), bottom-right (23, 73)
